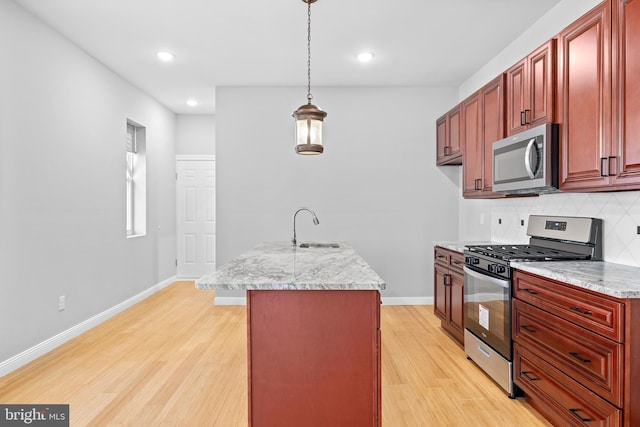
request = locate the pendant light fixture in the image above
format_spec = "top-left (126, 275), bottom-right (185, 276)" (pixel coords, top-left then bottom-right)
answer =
top-left (293, 0), bottom-right (327, 155)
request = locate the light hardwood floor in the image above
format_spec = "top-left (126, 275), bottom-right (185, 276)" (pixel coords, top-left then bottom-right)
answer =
top-left (0, 281), bottom-right (550, 426)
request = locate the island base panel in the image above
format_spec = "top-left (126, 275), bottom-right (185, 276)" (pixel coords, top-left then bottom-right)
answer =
top-left (247, 289), bottom-right (381, 427)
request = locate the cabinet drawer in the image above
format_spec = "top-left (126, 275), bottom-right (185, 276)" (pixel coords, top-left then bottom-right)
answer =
top-left (449, 251), bottom-right (464, 274)
top-left (514, 344), bottom-right (622, 427)
top-left (513, 270), bottom-right (624, 342)
top-left (513, 299), bottom-right (623, 406)
top-left (434, 247), bottom-right (450, 267)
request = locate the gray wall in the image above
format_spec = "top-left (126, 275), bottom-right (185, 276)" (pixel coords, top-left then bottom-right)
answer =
top-left (176, 114), bottom-right (215, 155)
top-left (216, 86), bottom-right (460, 302)
top-left (459, 0), bottom-right (603, 100)
top-left (0, 1), bottom-right (177, 363)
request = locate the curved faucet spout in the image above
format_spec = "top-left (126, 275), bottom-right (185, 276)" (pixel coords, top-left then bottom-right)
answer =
top-left (292, 207), bottom-right (319, 246)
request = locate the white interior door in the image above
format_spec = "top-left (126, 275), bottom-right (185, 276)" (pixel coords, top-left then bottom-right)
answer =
top-left (176, 156), bottom-right (216, 279)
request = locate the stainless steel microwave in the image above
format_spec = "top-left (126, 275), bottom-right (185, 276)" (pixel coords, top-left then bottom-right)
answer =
top-left (492, 123), bottom-right (559, 194)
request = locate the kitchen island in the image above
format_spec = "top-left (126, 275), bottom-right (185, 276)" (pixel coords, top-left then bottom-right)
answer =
top-left (196, 242), bottom-right (385, 427)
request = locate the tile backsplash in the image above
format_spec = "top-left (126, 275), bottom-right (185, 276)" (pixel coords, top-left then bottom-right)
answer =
top-left (489, 191), bottom-right (640, 267)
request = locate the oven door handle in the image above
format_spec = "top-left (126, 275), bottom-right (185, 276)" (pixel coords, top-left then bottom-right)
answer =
top-left (464, 266), bottom-right (510, 289)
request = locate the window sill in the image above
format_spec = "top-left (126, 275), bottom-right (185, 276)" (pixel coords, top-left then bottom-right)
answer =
top-left (127, 233), bottom-right (146, 239)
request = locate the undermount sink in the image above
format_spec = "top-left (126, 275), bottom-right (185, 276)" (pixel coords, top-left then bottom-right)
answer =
top-left (299, 242), bottom-right (340, 249)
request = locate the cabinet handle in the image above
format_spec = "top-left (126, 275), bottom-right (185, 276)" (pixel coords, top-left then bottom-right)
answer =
top-left (569, 351), bottom-right (591, 363)
top-left (521, 371), bottom-right (539, 381)
top-left (451, 260), bottom-right (463, 266)
top-left (569, 306), bottom-right (592, 315)
top-left (444, 274), bottom-right (451, 286)
top-left (437, 255), bottom-right (446, 259)
top-left (521, 325), bottom-right (537, 334)
top-left (608, 156), bottom-right (617, 176)
top-left (520, 111), bottom-right (526, 126)
top-left (524, 109), bottom-right (531, 124)
top-left (522, 288), bottom-right (538, 295)
top-left (600, 157), bottom-right (609, 177)
top-left (474, 178), bottom-right (482, 190)
top-left (444, 146), bottom-right (451, 156)
top-left (568, 408), bottom-right (592, 423)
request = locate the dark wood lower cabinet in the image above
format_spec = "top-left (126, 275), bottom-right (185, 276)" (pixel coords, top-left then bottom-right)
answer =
top-left (434, 247), bottom-right (464, 345)
top-left (247, 289), bottom-right (381, 427)
top-left (515, 344), bottom-right (622, 426)
top-left (513, 270), bottom-right (640, 427)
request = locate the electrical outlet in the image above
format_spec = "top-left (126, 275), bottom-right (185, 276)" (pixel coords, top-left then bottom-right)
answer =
top-left (521, 219), bottom-right (525, 226)
top-left (58, 296), bottom-right (65, 311)
top-left (637, 226), bottom-right (640, 235)
top-left (498, 218), bottom-right (502, 225)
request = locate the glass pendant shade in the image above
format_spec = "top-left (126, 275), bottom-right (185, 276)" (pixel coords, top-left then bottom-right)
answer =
top-left (293, 103), bottom-right (327, 155)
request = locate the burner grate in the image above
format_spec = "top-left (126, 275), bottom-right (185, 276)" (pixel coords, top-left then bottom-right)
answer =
top-left (467, 244), bottom-right (591, 262)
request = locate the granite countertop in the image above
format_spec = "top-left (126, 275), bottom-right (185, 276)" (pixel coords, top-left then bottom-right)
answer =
top-left (432, 241), bottom-right (640, 299)
top-left (511, 260), bottom-right (640, 299)
top-left (196, 241), bottom-right (386, 291)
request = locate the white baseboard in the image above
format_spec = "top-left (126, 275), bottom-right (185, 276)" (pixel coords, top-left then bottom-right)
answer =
top-left (214, 296), bottom-right (247, 306)
top-left (213, 296), bottom-right (433, 306)
top-left (176, 275), bottom-right (203, 280)
top-left (0, 275), bottom-right (177, 379)
top-left (381, 297), bottom-right (432, 305)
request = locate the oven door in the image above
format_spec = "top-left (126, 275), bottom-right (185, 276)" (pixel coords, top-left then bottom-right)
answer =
top-left (463, 266), bottom-right (512, 360)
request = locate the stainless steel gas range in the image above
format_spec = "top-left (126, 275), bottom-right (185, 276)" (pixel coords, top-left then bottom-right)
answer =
top-left (462, 215), bottom-right (602, 398)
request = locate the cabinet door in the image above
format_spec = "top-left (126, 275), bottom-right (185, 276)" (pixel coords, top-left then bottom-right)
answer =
top-left (506, 59), bottom-right (528, 136)
top-left (506, 41), bottom-right (555, 137)
top-left (436, 107), bottom-right (463, 166)
top-left (462, 92), bottom-right (482, 197)
top-left (434, 263), bottom-right (448, 320)
top-left (436, 114), bottom-right (447, 163)
top-left (448, 270), bottom-right (465, 338)
top-left (611, 0), bottom-right (640, 189)
top-left (558, 1), bottom-right (612, 191)
top-left (448, 105), bottom-right (462, 161)
top-left (480, 74), bottom-right (506, 195)
top-left (528, 40), bottom-right (556, 128)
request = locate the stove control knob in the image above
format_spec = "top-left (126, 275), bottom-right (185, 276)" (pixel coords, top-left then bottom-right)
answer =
top-left (488, 264), bottom-right (506, 274)
top-left (465, 256), bottom-right (480, 266)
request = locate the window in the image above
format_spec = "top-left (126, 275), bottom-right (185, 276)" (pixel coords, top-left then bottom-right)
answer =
top-left (126, 121), bottom-right (147, 237)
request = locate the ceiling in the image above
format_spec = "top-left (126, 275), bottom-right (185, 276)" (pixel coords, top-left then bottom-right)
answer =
top-left (13, 0), bottom-right (563, 115)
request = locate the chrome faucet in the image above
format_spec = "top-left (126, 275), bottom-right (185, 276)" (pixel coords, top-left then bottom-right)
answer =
top-left (292, 207), bottom-right (319, 246)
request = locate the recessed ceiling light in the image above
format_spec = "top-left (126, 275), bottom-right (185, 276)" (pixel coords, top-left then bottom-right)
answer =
top-left (357, 52), bottom-right (375, 63)
top-left (186, 99), bottom-right (198, 107)
top-left (156, 51), bottom-right (175, 62)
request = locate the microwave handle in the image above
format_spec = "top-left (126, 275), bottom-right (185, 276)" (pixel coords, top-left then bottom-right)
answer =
top-left (524, 138), bottom-right (538, 179)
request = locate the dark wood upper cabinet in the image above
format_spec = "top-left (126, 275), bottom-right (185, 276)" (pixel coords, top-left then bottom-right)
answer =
top-left (557, 0), bottom-right (612, 191)
top-left (436, 105), bottom-right (462, 165)
top-left (480, 75), bottom-right (506, 195)
top-left (611, 0), bottom-right (640, 189)
top-left (461, 92), bottom-right (481, 196)
top-left (506, 40), bottom-right (556, 136)
top-left (435, 0), bottom-right (640, 194)
top-left (462, 75), bottom-right (506, 198)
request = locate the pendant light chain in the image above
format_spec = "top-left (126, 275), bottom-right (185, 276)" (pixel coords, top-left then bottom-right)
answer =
top-left (292, 0), bottom-right (326, 155)
top-left (306, 0), bottom-right (312, 104)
